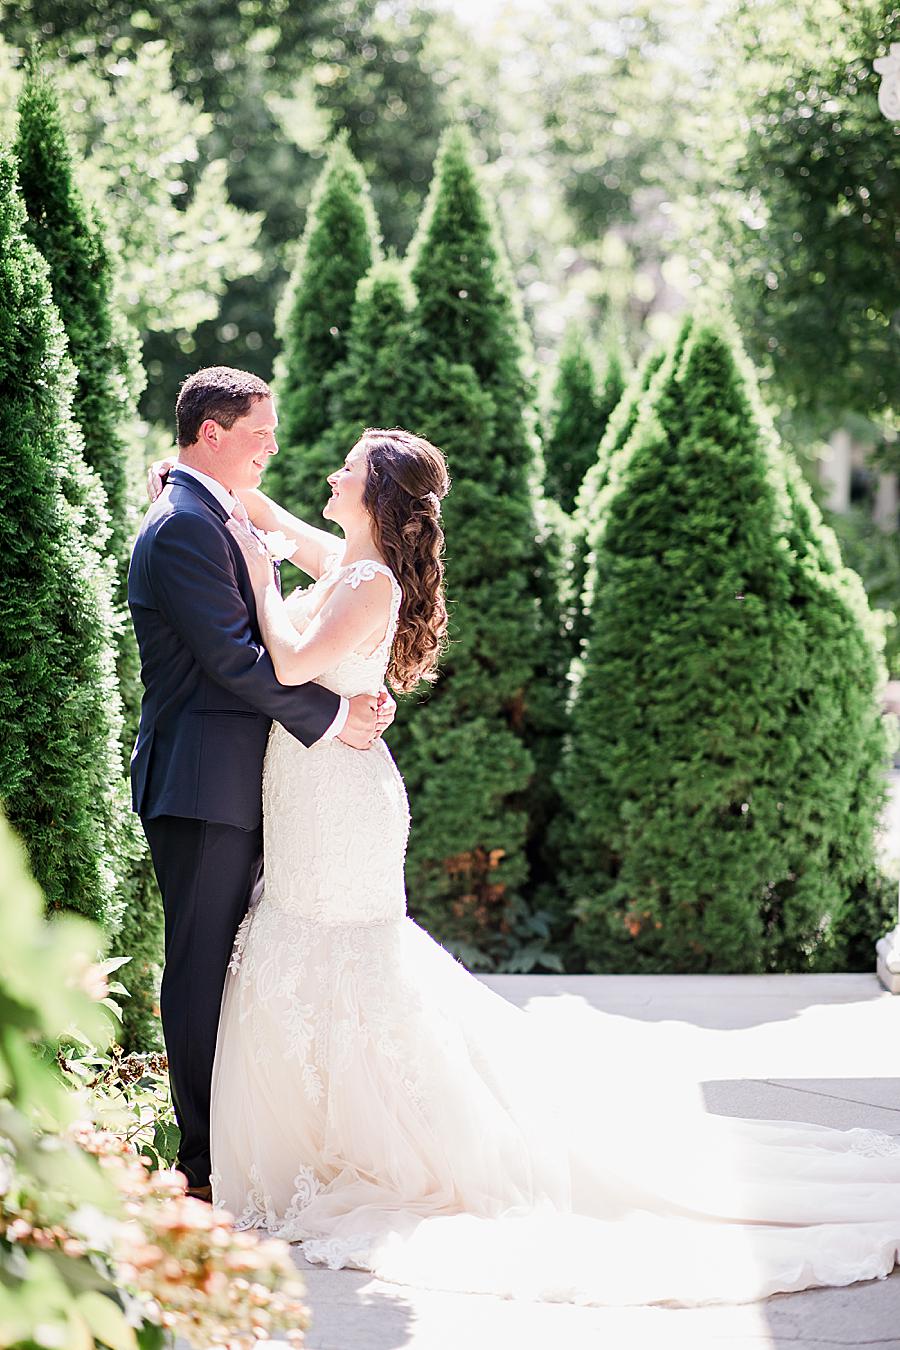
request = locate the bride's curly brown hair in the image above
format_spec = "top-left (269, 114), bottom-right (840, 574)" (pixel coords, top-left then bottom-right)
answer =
top-left (359, 428), bottom-right (450, 693)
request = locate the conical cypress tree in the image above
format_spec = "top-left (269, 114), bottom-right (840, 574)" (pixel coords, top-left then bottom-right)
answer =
top-left (16, 69), bottom-right (163, 1048)
top-left (391, 127), bottom-right (567, 967)
top-left (558, 317), bottom-right (889, 973)
top-left (596, 345), bottom-right (628, 447)
top-left (543, 324), bottom-right (603, 514)
top-left (268, 137), bottom-right (381, 523)
top-left (15, 68), bottom-right (143, 603)
top-left (0, 146), bottom-right (130, 930)
top-left (326, 258), bottom-right (417, 438)
top-left (569, 345), bottom-right (666, 651)
top-left (544, 327), bottom-right (627, 514)
top-left (295, 256), bottom-right (419, 515)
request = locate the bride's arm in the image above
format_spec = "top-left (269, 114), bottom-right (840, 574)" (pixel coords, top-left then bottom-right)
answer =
top-left (236, 487), bottom-right (342, 581)
top-left (145, 458), bottom-right (341, 582)
top-left (237, 532), bottom-right (392, 685)
top-left (258, 572), bottom-right (393, 686)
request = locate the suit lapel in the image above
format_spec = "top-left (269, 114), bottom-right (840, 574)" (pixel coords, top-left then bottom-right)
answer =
top-left (166, 468), bottom-right (269, 630)
top-left (168, 468), bottom-right (232, 524)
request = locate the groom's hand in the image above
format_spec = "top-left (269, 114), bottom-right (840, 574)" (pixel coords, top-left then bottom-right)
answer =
top-left (373, 687), bottom-right (397, 740)
top-left (338, 693), bottom-right (379, 750)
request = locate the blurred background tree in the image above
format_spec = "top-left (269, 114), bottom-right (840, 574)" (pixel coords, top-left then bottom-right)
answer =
top-left (692, 0), bottom-right (900, 425)
top-left (0, 0), bottom-right (495, 420)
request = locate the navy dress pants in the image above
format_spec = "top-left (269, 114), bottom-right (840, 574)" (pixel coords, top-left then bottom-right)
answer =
top-left (141, 814), bottom-right (264, 1189)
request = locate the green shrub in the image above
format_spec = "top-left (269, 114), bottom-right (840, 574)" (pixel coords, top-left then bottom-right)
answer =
top-left (0, 146), bottom-right (131, 929)
top-left (558, 316), bottom-right (891, 973)
top-left (391, 127), bottom-right (567, 968)
top-left (570, 346), bottom-right (665, 652)
top-left (0, 808), bottom-right (312, 1349)
top-left (15, 65), bottom-right (162, 1049)
top-left (326, 257), bottom-right (418, 438)
top-left (0, 806), bottom-right (135, 1350)
top-left (267, 135), bottom-right (380, 521)
top-left (544, 325), bottom-right (626, 515)
top-left (279, 258), bottom-right (419, 590)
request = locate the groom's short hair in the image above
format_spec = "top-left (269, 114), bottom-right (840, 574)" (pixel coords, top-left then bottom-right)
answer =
top-left (176, 366), bottom-right (271, 447)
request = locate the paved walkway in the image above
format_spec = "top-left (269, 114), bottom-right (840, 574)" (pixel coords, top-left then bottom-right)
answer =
top-left (293, 973), bottom-right (900, 1350)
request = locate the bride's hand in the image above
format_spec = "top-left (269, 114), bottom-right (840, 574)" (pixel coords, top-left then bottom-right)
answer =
top-left (147, 456), bottom-right (177, 502)
top-left (226, 517), bottom-right (274, 593)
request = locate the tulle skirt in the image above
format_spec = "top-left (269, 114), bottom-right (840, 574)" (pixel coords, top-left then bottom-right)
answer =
top-left (211, 899), bottom-right (900, 1306)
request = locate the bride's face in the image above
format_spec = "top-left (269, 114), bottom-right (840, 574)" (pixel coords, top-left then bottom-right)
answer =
top-left (324, 442), bottom-right (369, 529)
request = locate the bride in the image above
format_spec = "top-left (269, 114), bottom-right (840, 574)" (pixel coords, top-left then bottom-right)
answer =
top-left (211, 426), bottom-right (900, 1307)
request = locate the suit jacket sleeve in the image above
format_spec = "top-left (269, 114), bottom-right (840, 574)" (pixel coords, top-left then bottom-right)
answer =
top-left (148, 509), bottom-right (340, 747)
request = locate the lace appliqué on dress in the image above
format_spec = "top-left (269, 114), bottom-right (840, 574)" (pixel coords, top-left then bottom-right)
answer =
top-left (846, 1128), bottom-right (900, 1158)
top-left (300, 1233), bottom-right (380, 1270)
top-left (227, 908), bottom-right (254, 975)
top-left (231, 1163), bottom-right (279, 1232)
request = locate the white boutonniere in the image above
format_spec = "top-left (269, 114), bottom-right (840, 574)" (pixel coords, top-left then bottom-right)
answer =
top-left (259, 529), bottom-right (297, 562)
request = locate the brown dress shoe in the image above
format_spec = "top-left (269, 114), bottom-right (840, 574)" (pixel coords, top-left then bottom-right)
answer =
top-left (185, 1183), bottom-right (213, 1203)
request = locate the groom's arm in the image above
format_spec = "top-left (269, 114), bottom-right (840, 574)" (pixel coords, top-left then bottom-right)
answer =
top-left (147, 510), bottom-right (341, 747)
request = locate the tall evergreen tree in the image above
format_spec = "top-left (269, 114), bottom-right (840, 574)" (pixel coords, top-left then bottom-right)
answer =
top-left (595, 345), bottom-right (628, 455)
top-left (15, 67), bottom-right (142, 601)
top-left (543, 324), bottom-right (603, 514)
top-left (558, 317), bottom-right (889, 973)
top-left (268, 136), bottom-right (381, 523)
top-left (570, 346), bottom-right (665, 649)
top-left (0, 146), bottom-right (130, 929)
top-left (16, 68), bottom-right (162, 1048)
top-left (392, 127), bottom-right (567, 969)
top-left (326, 258), bottom-right (418, 440)
top-left (543, 326), bottom-right (627, 514)
top-left (291, 256), bottom-right (420, 523)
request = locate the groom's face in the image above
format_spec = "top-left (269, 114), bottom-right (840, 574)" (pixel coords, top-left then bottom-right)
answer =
top-left (207, 395), bottom-right (279, 492)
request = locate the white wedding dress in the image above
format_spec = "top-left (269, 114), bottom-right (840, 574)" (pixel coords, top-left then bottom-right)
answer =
top-left (210, 557), bottom-right (900, 1306)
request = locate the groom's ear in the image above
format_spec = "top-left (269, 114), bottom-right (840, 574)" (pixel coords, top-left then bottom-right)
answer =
top-left (199, 418), bottom-right (221, 448)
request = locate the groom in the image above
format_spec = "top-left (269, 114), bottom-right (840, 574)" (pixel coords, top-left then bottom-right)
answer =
top-left (128, 366), bottom-right (390, 1199)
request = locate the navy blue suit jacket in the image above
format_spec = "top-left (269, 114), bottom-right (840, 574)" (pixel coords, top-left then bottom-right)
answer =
top-left (128, 468), bottom-right (340, 829)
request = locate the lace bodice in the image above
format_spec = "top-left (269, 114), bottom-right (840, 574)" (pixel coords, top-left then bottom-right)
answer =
top-left (283, 556), bottom-right (401, 698)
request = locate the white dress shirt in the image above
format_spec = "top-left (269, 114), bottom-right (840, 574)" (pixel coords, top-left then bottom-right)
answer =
top-left (174, 462), bottom-right (349, 741)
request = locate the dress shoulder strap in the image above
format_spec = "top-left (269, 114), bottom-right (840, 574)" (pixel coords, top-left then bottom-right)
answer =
top-left (340, 559), bottom-right (403, 654)
top-left (341, 558), bottom-right (398, 593)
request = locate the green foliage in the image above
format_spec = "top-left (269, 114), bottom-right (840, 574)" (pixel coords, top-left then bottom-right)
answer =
top-left (0, 808), bottom-right (137, 1350)
top-left (704, 0), bottom-right (900, 420)
top-left (15, 67), bottom-right (164, 1047)
top-left (828, 506), bottom-right (900, 678)
top-left (0, 812), bottom-right (309, 1349)
top-left (0, 40), bottom-right (263, 340)
top-left (389, 127), bottom-right (566, 967)
top-left (16, 64), bottom-right (141, 580)
top-left (569, 346), bottom-right (665, 651)
top-left (327, 258), bottom-right (418, 437)
top-left (518, 0), bottom-right (696, 349)
top-left (0, 146), bottom-right (131, 928)
top-left (559, 316), bottom-right (891, 973)
top-left (267, 137), bottom-right (381, 522)
top-left (543, 324), bottom-right (603, 513)
top-left (0, 5), bottom-right (493, 423)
